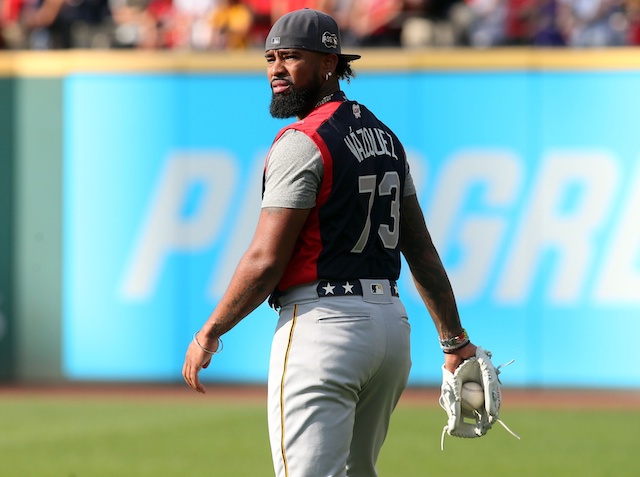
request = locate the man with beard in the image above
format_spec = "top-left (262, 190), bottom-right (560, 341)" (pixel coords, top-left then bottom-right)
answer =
top-left (183, 8), bottom-right (479, 477)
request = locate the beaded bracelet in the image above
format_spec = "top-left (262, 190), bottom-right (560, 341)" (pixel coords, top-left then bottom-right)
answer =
top-left (193, 331), bottom-right (223, 355)
top-left (439, 329), bottom-right (469, 353)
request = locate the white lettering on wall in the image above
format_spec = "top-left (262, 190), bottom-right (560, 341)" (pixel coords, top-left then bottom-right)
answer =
top-left (594, 161), bottom-right (640, 303)
top-left (118, 147), bottom-right (639, 308)
top-left (495, 151), bottom-right (619, 304)
top-left (427, 150), bottom-right (523, 300)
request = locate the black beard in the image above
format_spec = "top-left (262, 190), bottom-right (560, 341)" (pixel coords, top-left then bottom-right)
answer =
top-left (269, 78), bottom-right (322, 119)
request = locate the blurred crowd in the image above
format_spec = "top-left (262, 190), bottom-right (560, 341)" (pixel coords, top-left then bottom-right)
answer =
top-left (1, 0), bottom-right (639, 50)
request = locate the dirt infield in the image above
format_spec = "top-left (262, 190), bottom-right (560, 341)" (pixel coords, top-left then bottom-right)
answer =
top-left (1, 383), bottom-right (639, 409)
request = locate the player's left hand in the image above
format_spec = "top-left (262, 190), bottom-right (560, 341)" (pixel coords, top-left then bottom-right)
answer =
top-left (438, 347), bottom-right (520, 449)
top-left (443, 342), bottom-right (476, 373)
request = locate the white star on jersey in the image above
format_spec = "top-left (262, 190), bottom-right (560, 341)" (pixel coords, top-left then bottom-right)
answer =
top-left (343, 282), bottom-right (354, 294)
top-left (322, 283), bottom-right (336, 295)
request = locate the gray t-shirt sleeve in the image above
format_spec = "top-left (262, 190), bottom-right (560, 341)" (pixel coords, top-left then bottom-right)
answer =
top-left (262, 129), bottom-right (323, 209)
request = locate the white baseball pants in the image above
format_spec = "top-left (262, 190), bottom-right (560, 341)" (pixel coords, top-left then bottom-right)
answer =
top-left (267, 279), bottom-right (412, 477)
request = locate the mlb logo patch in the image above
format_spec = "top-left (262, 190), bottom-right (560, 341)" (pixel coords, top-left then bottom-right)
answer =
top-left (271, 37), bottom-right (281, 45)
top-left (371, 283), bottom-right (384, 295)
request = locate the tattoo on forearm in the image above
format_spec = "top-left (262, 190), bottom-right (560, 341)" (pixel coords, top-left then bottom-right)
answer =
top-left (401, 204), bottom-right (461, 333)
top-left (208, 279), bottom-right (271, 339)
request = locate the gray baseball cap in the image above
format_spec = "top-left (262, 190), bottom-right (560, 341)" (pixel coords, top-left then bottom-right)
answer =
top-left (265, 8), bottom-right (361, 61)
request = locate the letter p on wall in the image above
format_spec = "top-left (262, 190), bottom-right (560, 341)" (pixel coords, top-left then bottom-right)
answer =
top-left (120, 152), bottom-right (237, 300)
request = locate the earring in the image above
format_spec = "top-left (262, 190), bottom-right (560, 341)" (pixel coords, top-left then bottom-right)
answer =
top-left (325, 72), bottom-right (332, 80)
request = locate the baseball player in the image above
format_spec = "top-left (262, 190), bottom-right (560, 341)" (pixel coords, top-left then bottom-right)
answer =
top-left (183, 8), bottom-right (483, 476)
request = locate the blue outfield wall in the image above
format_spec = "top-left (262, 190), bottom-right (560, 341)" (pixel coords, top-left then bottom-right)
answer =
top-left (62, 70), bottom-right (640, 387)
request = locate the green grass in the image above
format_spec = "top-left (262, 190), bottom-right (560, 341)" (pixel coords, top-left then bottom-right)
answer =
top-left (1, 392), bottom-right (638, 477)
top-left (380, 406), bottom-right (640, 477)
top-left (0, 395), bottom-right (272, 477)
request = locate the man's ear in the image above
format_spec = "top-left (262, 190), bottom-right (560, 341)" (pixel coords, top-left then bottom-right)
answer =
top-left (323, 53), bottom-right (339, 74)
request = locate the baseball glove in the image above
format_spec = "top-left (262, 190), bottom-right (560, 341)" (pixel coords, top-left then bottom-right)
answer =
top-left (439, 347), bottom-right (519, 450)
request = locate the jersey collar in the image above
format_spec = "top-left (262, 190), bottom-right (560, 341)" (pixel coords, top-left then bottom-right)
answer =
top-left (315, 90), bottom-right (347, 109)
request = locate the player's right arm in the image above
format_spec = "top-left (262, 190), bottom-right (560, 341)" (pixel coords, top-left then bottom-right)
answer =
top-left (399, 193), bottom-right (476, 371)
top-left (183, 205), bottom-right (310, 393)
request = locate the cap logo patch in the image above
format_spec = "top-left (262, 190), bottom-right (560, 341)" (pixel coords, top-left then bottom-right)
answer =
top-left (322, 31), bottom-right (338, 49)
top-left (271, 37), bottom-right (281, 45)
